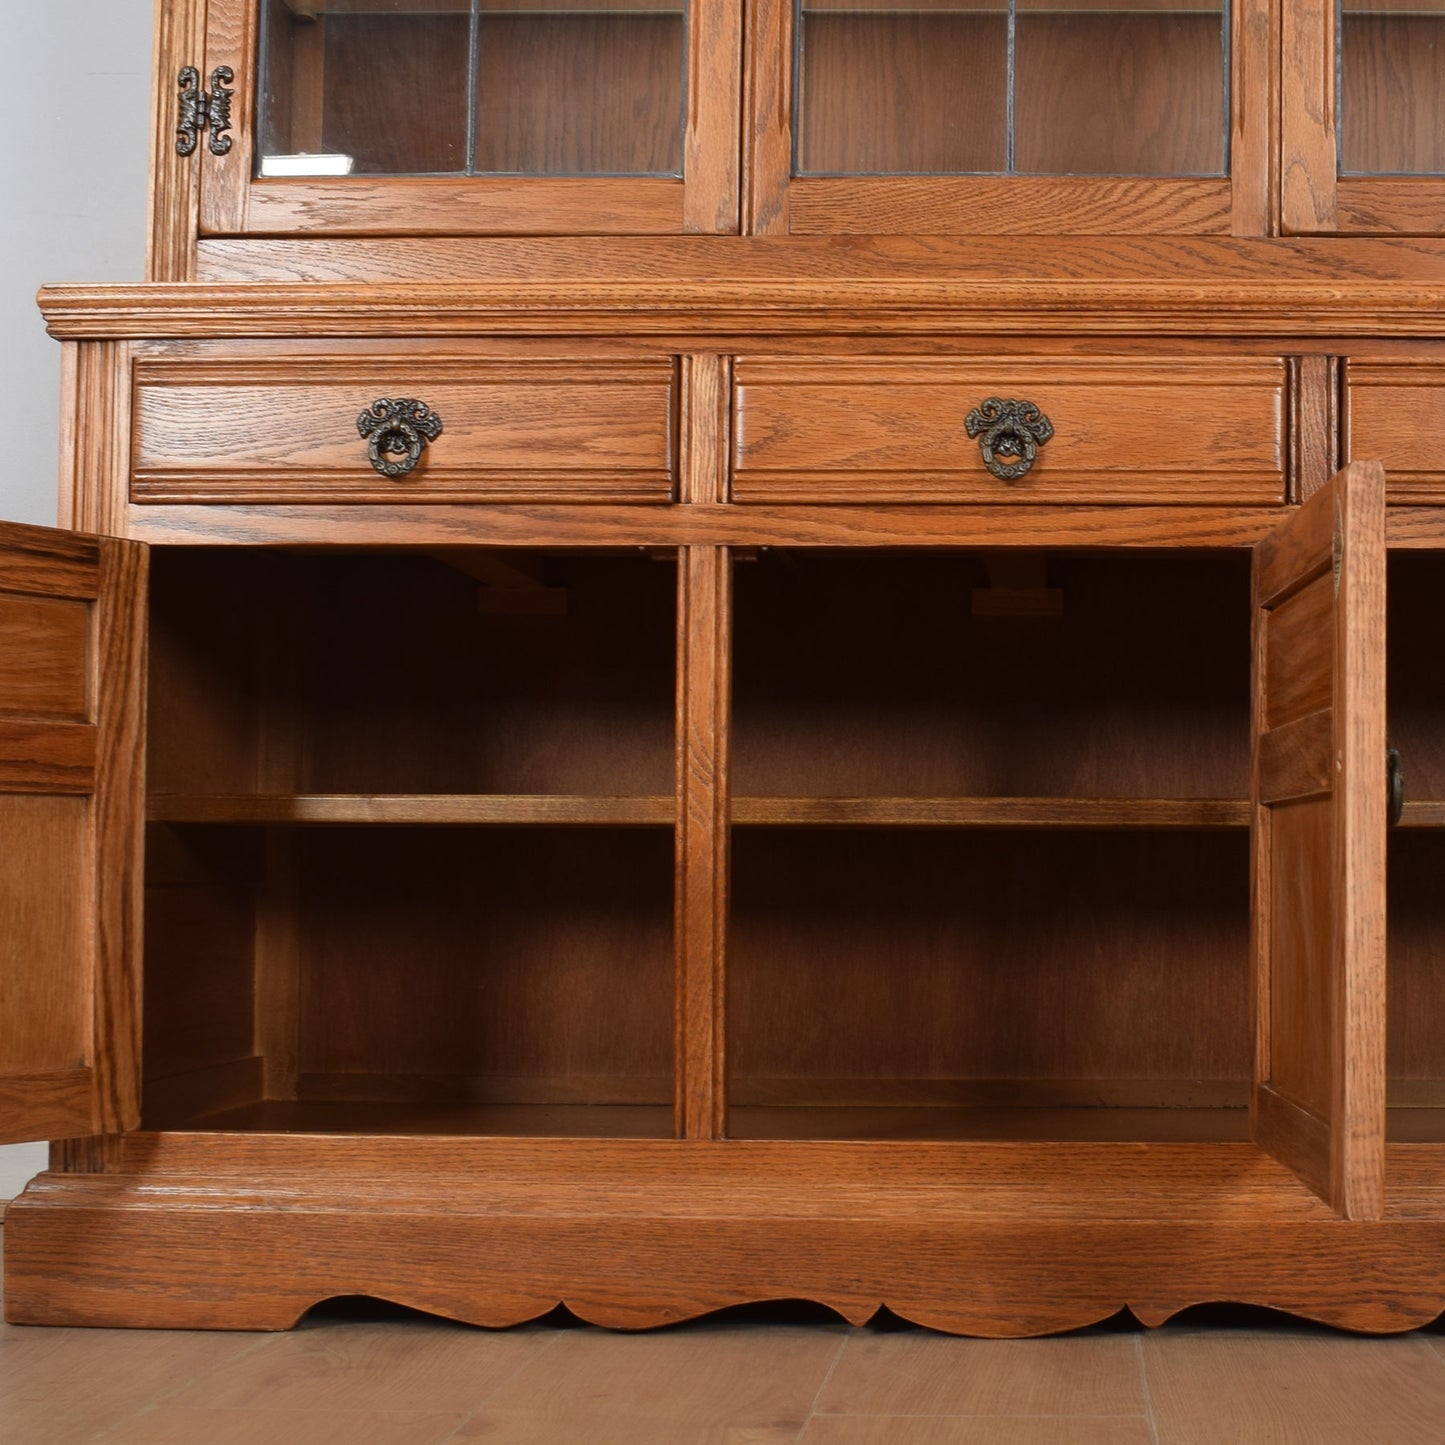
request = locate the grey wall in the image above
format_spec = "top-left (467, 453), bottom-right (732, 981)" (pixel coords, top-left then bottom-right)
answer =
top-left (1, 0), bottom-right (155, 1198)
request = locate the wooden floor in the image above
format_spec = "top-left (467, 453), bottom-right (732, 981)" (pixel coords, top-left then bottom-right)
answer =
top-left (5, 1229), bottom-right (1445, 1442)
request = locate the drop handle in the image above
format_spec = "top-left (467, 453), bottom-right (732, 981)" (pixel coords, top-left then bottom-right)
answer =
top-left (1388, 747), bottom-right (1404, 828)
top-left (964, 398), bottom-right (1054, 481)
top-left (357, 398), bottom-right (444, 479)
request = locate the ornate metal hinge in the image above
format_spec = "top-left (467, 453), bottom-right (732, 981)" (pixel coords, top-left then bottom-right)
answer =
top-left (176, 66), bottom-right (235, 157)
top-left (965, 398), bottom-right (1054, 482)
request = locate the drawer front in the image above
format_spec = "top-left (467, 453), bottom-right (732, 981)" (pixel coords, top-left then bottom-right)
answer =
top-left (132, 358), bottom-right (677, 504)
top-left (733, 358), bottom-right (1287, 504)
top-left (1346, 360), bottom-right (1445, 502)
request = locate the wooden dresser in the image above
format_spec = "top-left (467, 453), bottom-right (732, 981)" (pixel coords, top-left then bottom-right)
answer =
top-left (8, 0), bottom-right (1445, 1335)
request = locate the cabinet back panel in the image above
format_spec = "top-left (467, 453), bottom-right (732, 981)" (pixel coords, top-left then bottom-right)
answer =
top-left (147, 553), bottom-right (270, 795)
top-left (299, 555), bottom-right (675, 795)
top-left (1387, 833), bottom-right (1445, 1087)
top-left (1014, 14), bottom-right (1225, 176)
top-left (476, 17), bottom-right (685, 176)
top-left (262, 12), bottom-right (472, 173)
top-left (146, 552), bottom-right (676, 798)
top-left (142, 826), bottom-right (262, 1085)
top-left (1341, 17), bottom-right (1445, 176)
top-left (796, 12), bottom-right (1222, 176)
top-left (729, 828), bottom-right (1250, 1091)
top-left (796, 17), bottom-right (1008, 175)
top-left (1388, 555), bottom-right (1445, 803)
top-left (732, 553), bottom-right (1250, 799)
top-left (296, 827), bottom-right (673, 1095)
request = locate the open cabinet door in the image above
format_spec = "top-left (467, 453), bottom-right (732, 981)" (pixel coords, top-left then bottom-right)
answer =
top-left (0, 521), bottom-right (146, 1144)
top-left (1252, 461), bottom-right (1387, 1220)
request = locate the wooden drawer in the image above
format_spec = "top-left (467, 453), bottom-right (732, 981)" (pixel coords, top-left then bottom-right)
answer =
top-left (733, 357), bottom-right (1287, 504)
top-left (1345, 360), bottom-right (1445, 503)
top-left (132, 357), bottom-right (678, 504)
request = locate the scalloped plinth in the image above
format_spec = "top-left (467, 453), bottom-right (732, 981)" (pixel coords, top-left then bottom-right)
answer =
top-left (7, 1133), bottom-right (1445, 1336)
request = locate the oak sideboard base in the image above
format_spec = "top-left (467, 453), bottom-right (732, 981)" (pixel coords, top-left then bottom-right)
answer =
top-left (6, 1134), bottom-right (1445, 1337)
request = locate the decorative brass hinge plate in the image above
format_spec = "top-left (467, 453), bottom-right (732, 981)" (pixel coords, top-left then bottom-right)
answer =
top-left (176, 66), bottom-right (235, 158)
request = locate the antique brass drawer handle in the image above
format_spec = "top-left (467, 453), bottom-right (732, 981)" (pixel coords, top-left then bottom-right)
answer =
top-left (965, 398), bottom-right (1054, 481)
top-left (356, 399), bottom-right (445, 479)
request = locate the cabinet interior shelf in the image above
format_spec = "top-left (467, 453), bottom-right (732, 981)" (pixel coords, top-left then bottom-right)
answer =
top-left (148, 796), bottom-right (1445, 829)
top-left (148, 794), bottom-right (1254, 828)
top-left (147, 794), bottom-right (675, 826)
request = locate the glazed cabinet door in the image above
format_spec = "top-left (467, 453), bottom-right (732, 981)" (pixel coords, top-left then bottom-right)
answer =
top-left (1283, 0), bottom-right (1445, 232)
top-left (748, 0), bottom-right (1270, 235)
top-left (184, 0), bottom-right (742, 237)
top-left (0, 522), bottom-right (147, 1144)
top-left (1250, 461), bottom-right (1387, 1219)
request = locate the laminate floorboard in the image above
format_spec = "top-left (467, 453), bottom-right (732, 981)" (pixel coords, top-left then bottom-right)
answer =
top-left (5, 1226), bottom-right (1445, 1443)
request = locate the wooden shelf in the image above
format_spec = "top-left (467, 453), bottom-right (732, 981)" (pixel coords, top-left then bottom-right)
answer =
top-left (728, 1104), bottom-right (1251, 1142)
top-left (1396, 802), bottom-right (1445, 828)
top-left (149, 794), bottom-right (1252, 828)
top-left (730, 796), bottom-right (1250, 828)
top-left (147, 794), bottom-right (673, 825)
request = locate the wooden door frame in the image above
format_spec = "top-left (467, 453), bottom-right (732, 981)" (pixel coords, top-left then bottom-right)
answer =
top-left (1250, 459), bottom-right (1387, 1219)
top-left (175, 0), bottom-right (741, 244)
top-left (745, 0), bottom-right (1273, 237)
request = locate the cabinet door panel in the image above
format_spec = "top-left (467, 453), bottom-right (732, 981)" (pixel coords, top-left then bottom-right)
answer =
top-left (1251, 461), bottom-right (1386, 1219)
top-left (0, 522), bottom-right (146, 1145)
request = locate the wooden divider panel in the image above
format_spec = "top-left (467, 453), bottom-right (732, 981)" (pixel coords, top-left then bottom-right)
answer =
top-left (1251, 460), bottom-right (1386, 1219)
top-left (0, 520), bottom-right (147, 1144)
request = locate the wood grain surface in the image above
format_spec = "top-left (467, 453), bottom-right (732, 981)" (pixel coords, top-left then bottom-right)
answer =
top-left (1346, 359), bottom-right (1445, 500)
top-left (1250, 461), bottom-right (1387, 1219)
top-left (49, 274), bottom-right (1445, 339)
top-left (734, 356), bottom-right (1285, 503)
top-left (132, 357), bottom-right (678, 504)
top-left (0, 520), bottom-right (146, 1145)
top-left (13, 1134), bottom-right (1445, 1335)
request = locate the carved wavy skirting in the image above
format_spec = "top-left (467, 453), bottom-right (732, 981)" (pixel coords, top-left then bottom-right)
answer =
top-left (8, 1163), bottom-right (1445, 1336)
top-left (10, 1138), bottom-right (1445, 1335)
top-left (157, 1290), bottom-right (1444, 1340)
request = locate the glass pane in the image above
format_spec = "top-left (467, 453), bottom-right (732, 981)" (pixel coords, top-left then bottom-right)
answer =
top-left (475, 6), bottom-right (686, 175)
top-left (794, 0), bottom-right (1228, 177)
top-left (1340, 0), bottom-right (1445, 176)
top-left (1015, 0), bottom-right (1227, 175)
top-left (258, 0), bottom-right (688, 179)
top-left (795, 0), bottom-right (1009, 175)
top-left (259, 0), bottom-right (472, 175)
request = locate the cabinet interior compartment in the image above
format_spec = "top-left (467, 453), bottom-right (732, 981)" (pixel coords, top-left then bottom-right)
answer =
top-left (259, 0), bottom-right (686, 178)
top-left (728, 827), bottom-right (1251, 1140)
top-left (728, 549), bottom-right (1252, 1141)
top-left (141, 546), bottom-right (677, 1137)
top-left (732, 550), bottom-right (1251, 806)
top-left (142, 824), bottom-right (675, 1135)
top-left (794, 0), bottom-right (1227, 177)
top-left (1385, 554), bottom-right (1445, 1141)
top-left (146, 548), bottom-right (676, 805)
top-left (1340, 1), bottom-right (1445, 177)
